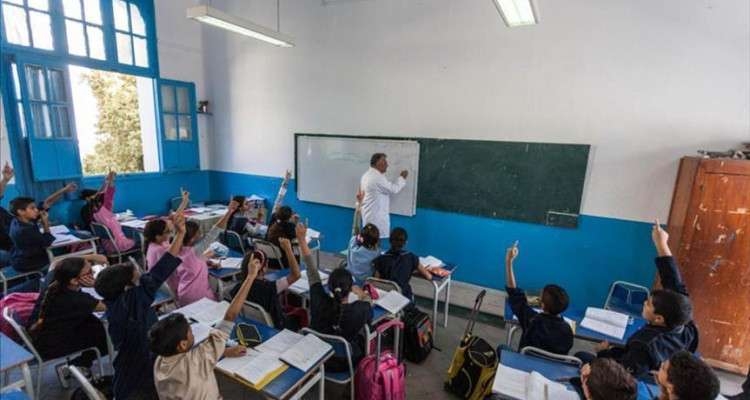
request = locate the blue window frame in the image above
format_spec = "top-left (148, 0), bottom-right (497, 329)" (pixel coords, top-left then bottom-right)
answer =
top-left (157, 80), bottom-right (199, 171)
top-left (1, 0), bottom-right (55, 50)
top-left (62, 0), bottom-right (105, 60)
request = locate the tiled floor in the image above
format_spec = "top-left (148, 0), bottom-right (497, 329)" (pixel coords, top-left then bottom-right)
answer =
top-left (5, 251), bottom-right (747, 399)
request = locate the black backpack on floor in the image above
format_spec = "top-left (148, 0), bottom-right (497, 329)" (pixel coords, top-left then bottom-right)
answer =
top-left (403, 305), bottom-right (433, 363)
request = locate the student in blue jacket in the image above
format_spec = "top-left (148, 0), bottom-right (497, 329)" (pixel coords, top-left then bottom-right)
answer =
top-left (94, 213), bottom-right (186, 400)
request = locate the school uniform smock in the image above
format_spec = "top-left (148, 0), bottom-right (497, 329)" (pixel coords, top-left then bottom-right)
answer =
top-left (93, 186), bottom-right (136, 253)
top-left (597, 256), bottom-right (699, 377)
top-left (359, 167), bottom-right (406, 238)
top-left (9, 218), bottom-right (54, 272)
top-left (147, 241), bottom-right (179, 294)
top-left (154, 320), bottom-right (233, 400)
top-left (505, 286), bottom-right (574, 355)
top-left (104, 252), bottom-right (182, 400)
top-left (173, 226), bottom-right (222, 306)
top-left (346, 235), bottom-right (379, 282)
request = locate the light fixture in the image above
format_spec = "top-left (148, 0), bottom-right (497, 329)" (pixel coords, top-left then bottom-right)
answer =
top-left (187, 4), bottom-right (294, 47)
top-left (492, 0), bottom-right (539, 27)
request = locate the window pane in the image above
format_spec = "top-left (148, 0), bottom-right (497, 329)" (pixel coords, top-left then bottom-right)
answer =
top-left (178, 116), bottom-right (191, 140)
top-left (65, 20), bottom-right (86, 56)
top-left (29, 11), bottom-right (53, 50)
top-left (163, 115), bottom-right (178, 140)
top-left (176, 87), bottom-right (189, 113)
top-left (11, 63), bottom-right (22, 100)
top-left (130, 3), bottom-right (146, 35)
top-left (47, 69), bottom-right (67, 102)
top-left (25, 65), bottom-right (47, 101)
top-left (133, 36), bottom-right (148, 67)
top-left (160, 86), bottom-right (175, 112)
top-left (52, 106), bottom-right (72, 138)
top-left (27, 0), bottom-right (48, 11)
top-left (116, 33), bottom-right (133, 64)
top-left (4, 0), bottom-right (24, 5)
top-left (83, 0), bottom-right (101, 24)
top-left (113, 0), bottom-right (129, 31)
top-left (87, 25), bottom-right (105, 60)
top-left (17, 103), bottom-right (27, 137)
top-left (63, 0), bottom-right (82, 19)
top-left (31, 103), bottom-right (52, 138)
top-left (2, 4), bottom-right (30, 46)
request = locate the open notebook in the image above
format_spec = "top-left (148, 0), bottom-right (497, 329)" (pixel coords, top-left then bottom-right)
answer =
top-left (173, 298), bottom-right (230, 326)
top-left (289, 271), bottom-right (329, 294)
top-left (579, 307), bottom-right (630, 340)
top-left (255, 329), bottom-right (332, 372)
top-left (375, 290), bottom-right (411, 314)
top-left (216, 349), bottom-right (288, 389)
top-left (492, 364), bottom-right (579, 400)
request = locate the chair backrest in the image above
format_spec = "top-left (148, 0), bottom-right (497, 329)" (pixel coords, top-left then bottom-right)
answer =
top-left (365, 277), bottom-right (402, 294)
top-left (90, 222), bottom-right (116, 249)
top-left (301, 327), bottom-right (354, 396)
top-left (67, 366), bottom-right (106, 400)
top-left (520, 346), bottom-right (582, 367)
top-left (2, 306), bottom-right (43, 364)
top-left (604, 281), bottom-right (650, 316)
top-left (252, 239), bottom-right (283, 261)
top-left (241, 301), bottom-right (274, 327)
top-left (222, 230), bottom-right (246, 254)
top-left (128, 256), bottom-right (145, 273)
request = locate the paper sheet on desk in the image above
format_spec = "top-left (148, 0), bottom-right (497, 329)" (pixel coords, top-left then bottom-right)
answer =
top-left (306, 228), bottom-right (321, 241)
top-left (121, 219), bottom-right (148, 229)
top-left (49, 225), bottom-right (70, 235)
top-left (419, 255), bottom-right (444, 267)
top-left (375, 290), bottom-right (410, 314)
top-left (219, 257), bottom-right (243, 269)
top-left (216, 349), bottom-right (287, 388)
top-left (174, 298), bottom-right (230, 325)
top-left (580, 307), bottom-right (629, 340)
top-left (279, 333), bottom-right (332, 372)
top-left (289, 271), bottom-right (329, 294)
top-left (52, 233), bottom-right (79, 245)
top-left (256, 329), bottom-right (304, 356)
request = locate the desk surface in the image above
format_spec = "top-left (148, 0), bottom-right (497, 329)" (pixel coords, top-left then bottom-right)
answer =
top-left (0, 333), bottom-right (33, 372)
top-left (504, 302), bottom-right (647, 345)
top-left (229, 316), bottom-right (333, 399)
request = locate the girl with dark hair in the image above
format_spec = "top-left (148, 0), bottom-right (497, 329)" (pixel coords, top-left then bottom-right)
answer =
top-left (29, 257), bottom-right (108, 370)
top-left (347, 189), bottom-right (380, 281)
top-left (144, 190), bottom-right (190, 292)
top-left (80, 170), bottom-right (139, 254)
top-left (299, 223), bottom-right (372, 370)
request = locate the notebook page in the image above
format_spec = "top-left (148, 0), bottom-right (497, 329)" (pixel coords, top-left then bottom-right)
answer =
top-left (220, 258), bottom-right (244, 269)
top-left (491, 363), bottom-right (528, 398)
top-left (175, 298), bottom-right (230, 325)
top-left (580, 316), bottom-right (626, 340)
top-left (49, 225), bottom-right (70, 234)
top-left (526, 371), bottom-right (579, 400)
top-left (419, 255), bottom-right (444, 267)
top-left (256, 329), bottom-right (304, 357)
top-left (375, 290), bottom-right (410, 314)
top-left (585, 307), bottom-right (629, 328)
top-left (280, 333), bottom-right (332, 372)
top-left (216, 349), bottom-right (286, 386)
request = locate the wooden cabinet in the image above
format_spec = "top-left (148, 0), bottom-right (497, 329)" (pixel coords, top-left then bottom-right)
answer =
top-left (667, 157), bottom-right (750, 374)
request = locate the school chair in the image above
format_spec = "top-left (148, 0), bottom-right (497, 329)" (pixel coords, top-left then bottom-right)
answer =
top-left (151, 284), bottom-right (178, 312)
top-left (364, 277), bottom-right (402, 294)
top-left (66, 366), bottom-right (106, 400)
top-left (604, 281), bottom-right (650, 317)
top-left (301, 327), bottom-right (355, 400)
top-left (0, 269), bottom-right (43, 297)
top-left (251, 239), bottom-right (284, 268)
top-left (520, 346), bottom-right (583, 367)
top-left (169, 196), bottom-right (190, 212)
top-left (89, 223), bottom-right (141, 264)
top-left (2, 306), bottom-right (105, 398)
top-left (240, 301), bottom-right (274, 327)
top-left (221, 230), bottom-right (247, 254)
top-left (0, 389), bottom-right (31, 400)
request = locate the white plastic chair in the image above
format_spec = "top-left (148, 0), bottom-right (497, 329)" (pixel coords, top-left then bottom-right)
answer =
top-left (301, 327), bottom-right (355, 400)
top-left (90, 222), bottom-right (141, 264)
top-left (66, 366), bottom-right (106, 400)
top-left (240, 301), bottom-right (274, 327)
top-left (2, 306), bottom-right (105, 398)
top-left (520, 346), bottom-right (582, 367)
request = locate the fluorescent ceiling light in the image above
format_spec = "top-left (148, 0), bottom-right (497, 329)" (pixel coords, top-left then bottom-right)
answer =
top-left (187, 5), bottom-right (294, 47)
top-left (492, 0), bottom-right (538, 27)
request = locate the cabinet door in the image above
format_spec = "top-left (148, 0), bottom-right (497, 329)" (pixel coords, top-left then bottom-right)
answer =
top-left (678, 167), bottom-right (750, 372)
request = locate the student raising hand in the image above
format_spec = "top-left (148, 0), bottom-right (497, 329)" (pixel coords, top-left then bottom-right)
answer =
top-left (652, 219), bottom-right (672, 257)
top-left (504, 241), bottom-right (519, 289)
top-left (2, 162), bottom-right (13, 181)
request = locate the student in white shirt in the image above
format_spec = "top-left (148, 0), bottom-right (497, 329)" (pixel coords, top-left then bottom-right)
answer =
top-left (359, 153), bottom-right (408, 238)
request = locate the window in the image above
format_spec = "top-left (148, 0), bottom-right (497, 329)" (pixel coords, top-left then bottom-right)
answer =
top-left (10, 63), bottom-right (27, 137)
top-left (1, 0), bottom-right (54, 50)
top-left (63, 0), bottom-right (105, 60)
top-left (158, 80), bottom-right (199, 171)
top-left (113, 0), bottom-right (149, 67)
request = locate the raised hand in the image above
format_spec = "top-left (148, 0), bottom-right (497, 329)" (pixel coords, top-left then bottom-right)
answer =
top-left (652, 219), bottom-right (671, 256)
top-left (400, 170), bottom-right (408, 179)
top-left (278, 237), bottom-right (293, 252)
top-left (64, 182), bottom-right (78, 193)
top-left (506, 241), bottom-right (519, 264)
top-left (227, 199), bottom-right (240, 213)
top-left (2, 163), bottom-right (14, 182)
top-left (295, 223), bottom-right (307, 241)
top-left (172, 213), bottom-right (186, 234)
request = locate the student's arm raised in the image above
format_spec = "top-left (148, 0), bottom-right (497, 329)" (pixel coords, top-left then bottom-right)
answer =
top-left (42, 182), bottom-right (78, 210)
top-left (503, 242), bottom-right (537, 329)
top-left (0, 163), bottom-right (13, 198)
top-left (296, 223), bottom-right (322, 285)
top-left (271, 170), bottom-right (291, 215)
top-left (141, 213), bottom-right (187, 297)
top-left (176, 188), bottom-right (190, 214)
top-left (214, 199), bottom-right (240, 230)
top-left (279, 237), bottom-right (301, 285)
top-left (652, 219), bottom-right (689, 296)
top-left (223, 255), bottom-right (258, 322)
top-left (352, 189), bottom-right (364, 236)
top-left (505, 242), bottom-right (519, 289)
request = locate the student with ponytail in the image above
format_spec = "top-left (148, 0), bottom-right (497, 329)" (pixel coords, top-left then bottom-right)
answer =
top-left (29, 257), bottom-right (108, 370)
top-left (299, 222), bottom-right (373, 370)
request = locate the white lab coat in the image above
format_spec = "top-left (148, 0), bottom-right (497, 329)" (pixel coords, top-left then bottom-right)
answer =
top-left (360, 167), bottom-right (406, 238)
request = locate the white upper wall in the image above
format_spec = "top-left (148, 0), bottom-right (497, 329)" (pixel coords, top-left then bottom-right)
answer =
top-left (154, 0), bottom-right (212, 169)
top-left (201, 0), bottom-right (749, 222)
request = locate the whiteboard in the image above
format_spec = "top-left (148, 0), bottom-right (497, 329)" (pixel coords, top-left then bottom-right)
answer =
top-left (296, 135), bottom-right (420, 216)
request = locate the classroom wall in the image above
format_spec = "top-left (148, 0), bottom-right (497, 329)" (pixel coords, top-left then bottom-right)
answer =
top-left (200, 0), bottom-right (749, 306)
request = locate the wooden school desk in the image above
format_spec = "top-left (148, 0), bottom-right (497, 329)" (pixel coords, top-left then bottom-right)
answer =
top-left (504, 302), bottom-right (647, 346)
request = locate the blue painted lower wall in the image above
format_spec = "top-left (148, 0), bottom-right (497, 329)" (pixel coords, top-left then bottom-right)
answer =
top-left (1, 169), bottom-right (657, 307)
top-left (209, 170), bottom-right (657, 308)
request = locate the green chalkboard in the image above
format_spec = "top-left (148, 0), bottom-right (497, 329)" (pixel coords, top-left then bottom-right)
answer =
top-left (417, 139), bottom-right (590, 227)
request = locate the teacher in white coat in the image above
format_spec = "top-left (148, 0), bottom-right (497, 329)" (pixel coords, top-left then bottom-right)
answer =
top-left (360, 153), bottom-right (408, 238)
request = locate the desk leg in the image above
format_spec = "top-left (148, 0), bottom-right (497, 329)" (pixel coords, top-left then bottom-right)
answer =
top-left (318, 364), bottom-right (325, 399)
top-left (507, 326), bottom-right (519, 346)
top-left (21, 362), bottom-right (34, 400)
top-left (443, 277), bottom-right (451, 328)
top-left (431, 281), bottom-right (439, 338)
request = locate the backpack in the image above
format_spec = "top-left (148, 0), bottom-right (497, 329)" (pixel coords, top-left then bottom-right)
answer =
top-left (402, 306), bottom-right (433, 363)
top-left (355, 319), bottom-right (406, 400)
top-left (444, 290), bottom-right (498, 400)
top-left (0, 292), bottom-right (39, 340)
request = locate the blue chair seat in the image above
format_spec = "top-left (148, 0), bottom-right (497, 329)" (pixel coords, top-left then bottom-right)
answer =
top-left (151, 287), bottom-right (174, 307)
top-left (325, 370), bottom-right (352, 383)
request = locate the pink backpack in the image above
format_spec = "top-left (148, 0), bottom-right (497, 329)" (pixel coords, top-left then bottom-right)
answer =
top-left (0, 292), bottom-right (39, 340)
top-left (355, 319), bottom-right (406, 400)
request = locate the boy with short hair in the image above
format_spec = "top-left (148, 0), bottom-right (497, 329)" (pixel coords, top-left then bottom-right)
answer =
top-left (95, 213), bottom-right (186, 400)
top-left (503, 242), bottom-right (574, 355)
top-left (372, 227), bottom-right (432, 301)
top-left (655, 351), bottom-right (720, 400)
top-left (585, 220), bottom-right (699, 377)
top-left (149, 255), bottom-right (259, 400)
top-left (581, 358), bottom-right (638, 400)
